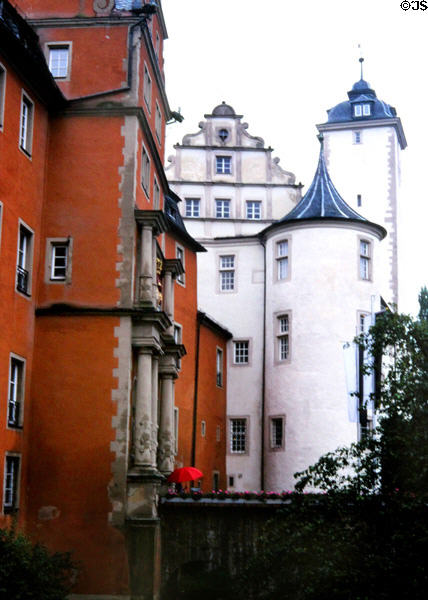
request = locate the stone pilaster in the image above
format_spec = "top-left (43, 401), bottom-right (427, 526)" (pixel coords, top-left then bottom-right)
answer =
top-left (134, 348), bottom-right (155, 468)
top-left (158, 357), bottom-right (177, 475)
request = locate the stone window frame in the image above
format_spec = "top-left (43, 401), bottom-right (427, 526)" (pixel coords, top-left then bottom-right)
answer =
top-left (185, 198), bottom-right (200, 218)
top-left (274, 235), bottom-right (291, 283)
top-left (218, 253), bottom-right (236, 293)
top-left (143, 62), bottom-right (152, 113)
top-left (231, 339), bottom-right (251, 367)
top-left (45, 237), bottom-right (73, 284)
top-left (16, 219), bottom-right (34, 298)
top-left (141, 143), bottom-right (151, 197)
top-left (153, 176), bottom-right (160, 209)
top-left (215, 155), bottom-right (232, 175)
top-left (0, 62), bottom-right (6, 131)
top-left (274, 311), bottom-right (292, 364)
top-left (216, 346), bottom-right (224, 387)
top-left (155, 100), bottom-right (162, 144)
top-left (269, 415), bottom-right (286, 452)
top-left (19, 90), bottom-right (34, 158)
top-left (174, 322), bottom-right (182, 370)
top-left (46, 42), bottom-right (72, 80)
top-left (228, 416), bottom-right (250, 455)
top-left (176, 243), bottom-right (185, 286)
top-left (358, 236), bottom-right (372, 281)
top-left (246, 200), bottom-right (262, 220)
top-left (2, 453), bottom-right (21, 514)
top-left (7, 353), bottom-right (26, 430)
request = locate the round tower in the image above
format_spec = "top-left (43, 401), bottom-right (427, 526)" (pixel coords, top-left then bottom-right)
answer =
top-left (317, 62), bottom-right (406, 308)
top-left (261, 138), bottom-right (386, 491)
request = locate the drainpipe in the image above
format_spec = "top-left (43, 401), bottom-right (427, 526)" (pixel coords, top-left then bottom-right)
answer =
top-left (260, 239), bottom-right (267, 490)
top-left (191, 315), bottom-right (201, 467)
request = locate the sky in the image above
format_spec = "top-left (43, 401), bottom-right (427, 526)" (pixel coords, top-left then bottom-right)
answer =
top-left (161, 0), bottom-right (427, 315)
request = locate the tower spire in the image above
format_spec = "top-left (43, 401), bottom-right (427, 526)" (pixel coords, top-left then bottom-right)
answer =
top-left (358, 44), bottom-right (364, 80)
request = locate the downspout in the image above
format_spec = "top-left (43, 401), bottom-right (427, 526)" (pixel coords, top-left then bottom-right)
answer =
top-left (261, 238), bottom-right (267, 490)
top-left (191, 315), bottom-right (201, 467)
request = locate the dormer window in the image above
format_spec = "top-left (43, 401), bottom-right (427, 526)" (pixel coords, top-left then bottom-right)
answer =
top-left (354, 103), bottom-right (371, 118)
top-left (218, 128), bottom-right (229, 143)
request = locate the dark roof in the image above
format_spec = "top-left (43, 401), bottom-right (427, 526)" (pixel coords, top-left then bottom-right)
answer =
top-left (164, 192), bottom-right (206, 252)
top-left (326, 77), bottom-right (396, 124)
top-left (204, 101), bottom-right (243, 119)
top-left (280, 137), bottom-right (366, 222)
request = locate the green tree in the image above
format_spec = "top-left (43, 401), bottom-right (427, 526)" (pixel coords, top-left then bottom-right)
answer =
top-left (0, 527), bottom-right (77, 600)
top-left (418, 285), bottom-right (428, 322)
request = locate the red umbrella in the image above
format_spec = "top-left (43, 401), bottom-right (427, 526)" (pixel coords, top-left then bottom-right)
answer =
top-left (167, 466), bottom-right (203, 483)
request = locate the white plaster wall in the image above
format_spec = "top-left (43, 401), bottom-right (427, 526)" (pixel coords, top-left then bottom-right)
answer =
top-left (264, 222), bottom-right (382, 491)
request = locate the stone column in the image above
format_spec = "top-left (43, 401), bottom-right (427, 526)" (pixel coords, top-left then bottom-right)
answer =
top-left (152, 237), bottom-right (159, 306)
top-left (139, 225), bottom-right (153, 304)
top-left (150, 354), bottom-right (159, 466)
top-left (158, 370), bottom-right (175, 474)
top-left (163, 269), bottom-right (174, 337)
top-left (134, 348), bottom-right (155, 468)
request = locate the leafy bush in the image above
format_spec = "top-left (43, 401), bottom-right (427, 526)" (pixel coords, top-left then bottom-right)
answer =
top-left (0, 527), bottom-right (76, 600)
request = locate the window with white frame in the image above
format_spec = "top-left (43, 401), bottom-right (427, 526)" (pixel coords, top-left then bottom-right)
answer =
top-left (277, 314), bottom-right (290, 361)
top-left (176, 245), bottom-right (185, 285)
top-left (8, 357), bottom-right (24, 428)
top-left (230, 418), bottom-right (247, 453)
top-left (359, 239), bottom-right (371, 280)
top-left (19, 93), bottom-right (34, 156)
top-left (354, 103), bottom-right (371, 118)
top-left (0, 64), bottom-right (5, 130)
top-left (143, 64), bottom-right (152, 111)
top-left (219, 255), bottom-right (235, 292)
top-left (233, 340), bottom-right (249, 365)
top-left (216, 156), bottom-right (231, 174)
top-left (216, 348), bottom-right (223, 387)
top-left (48, 44), bottom-right (70, 79)
top-left (16, 224), bottom-right (33, 295)
top-left (155, 102), bottom-right (162, 143)
top-left (185, 198), bottom-right (200, 218)
top-left (141, 145), bottom-right (150, 195)
top-left (246, 201), bottom-right (261, 220)
top-left (153, 177), bottom-right (160, 209)
top-left (50, 242), bottom-right (69, 281)
top-left (270, 416), bottom-right (285, 450)
top-left (215, 199), bottom-right (230, 219)
top-left (3, 455), bottom-right (20, 513)
top-left (276, 240), bottom-right (289, 280)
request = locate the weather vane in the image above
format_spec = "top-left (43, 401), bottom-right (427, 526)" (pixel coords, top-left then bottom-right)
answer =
top-left (357, 44), bottom-right (364, 80)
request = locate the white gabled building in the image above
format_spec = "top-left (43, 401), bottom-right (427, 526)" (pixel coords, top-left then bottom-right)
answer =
top-left (167, 83), bottom-right (403, 492)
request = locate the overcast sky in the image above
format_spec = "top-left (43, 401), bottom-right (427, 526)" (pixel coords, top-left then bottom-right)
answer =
top-left (162, 0), bottom-right (427, 315)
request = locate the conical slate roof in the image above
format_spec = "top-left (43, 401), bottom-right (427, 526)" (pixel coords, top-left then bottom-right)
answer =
top-left (280, 136), bottom-right (366, 222)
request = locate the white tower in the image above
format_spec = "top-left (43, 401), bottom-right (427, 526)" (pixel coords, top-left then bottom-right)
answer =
top-left (317, 60), bottom-right (406, 308)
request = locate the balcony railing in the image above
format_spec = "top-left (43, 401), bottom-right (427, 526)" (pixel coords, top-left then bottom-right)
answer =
top-left (16, 266), bottom-right (29, 294)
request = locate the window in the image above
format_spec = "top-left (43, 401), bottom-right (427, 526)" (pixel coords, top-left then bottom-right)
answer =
top-left (201, 421), bottom-right (206, 437)
top-left (216, 156), bottom-right (231, 174)
top-left (185, 198), bottom-right (200, 218)
top-left (3, 455), bottom-right (20, 513)
top-left (234, 341), bottom-right (249, 365)
top-left (357, 194), bottom-right (362, 207)
top-left (216, 426), bottom-right (221, 442)
top-left (353, 130), bottom-right (362, 144)
top-left (230, 418), bottom-right (247, 453)
top-left (212, 471), bottom-right (220, 491)
top-left (155, 32), bottom-right (160, 60)
top-left (19, 93), bottom-right (34, 156)
top-left (153, 177), bottom-right (160, 209)
top-left (16, 224), bottom-right (33, 295)
top-left (0, 64), bottom-right (5, 130)
top-left (270, 417), bottom-right (285, 450)
top-left (359, 239), bottom-right (371, 280)
top-left (176, 245), bottom-right (185, 285)
top-left (141, 145), bottom-right (150, 195)
top-left (155, 102), bottom-right (162, 143)
top-left (219, 255), bottom-right (235, 291)
top-left (354, 103), bottom-right (371, 118)
top-left (48, 45), bottom-right (70, 79)
top-left (50, 242), bottom-right (68, 280)
top-left (174, 407), bottom-right (179, 454)
top-left (174, 324), bottom-right (182, 369)
top-left (8, 357), bottom-right (24, 428)
top-left (276, 240), bottom-right (288, 280)
top-left (215, 199), bottom-right (230, 219)
top-left (228, 475), bottom-right (235, 487)
top-left (143, 64), bottom-right (152, 111)
top-left (246, 201), bottom-right (261, 220)
top-left (218, 128), bottom-right (229, 143)
top-left (216, 348), bottom-right (223, 386)
top-left (277, 314), bottom-right (290, 361)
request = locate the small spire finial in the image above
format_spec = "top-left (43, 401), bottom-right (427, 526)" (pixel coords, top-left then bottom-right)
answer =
top-left (317, 132), bottom-right (324, 146)
top-left (358, 44), bottom-right (364, 80)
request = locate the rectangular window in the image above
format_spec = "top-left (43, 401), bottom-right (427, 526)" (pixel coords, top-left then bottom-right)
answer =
top-left (362, 104), bottom-right (371, 116)
top-left (212, 471), bottom-right (220, 491)
top-left (153, 177), bottom-right (160, 209)
top-left (219, 255), bottom-right (235, 291)
top-left (353, 131), bottom-right (362, 144)
top-left (19, 93), bottom-right (34, 156)
top-left (176, 245), bottom-right (185, 285)
top-left (230, 418), bottom-right (247, 453)
top-left (8, 357), bottom-right (24, 428)
top-left (246, 201), bottom-right (261, 220)
top-left (234, 341), bottom-right (249, 365)
top-left (216, 425), bottom-right (221, 442)
top-left (215, 199), bottom-right (230, 219)
top-left (277, 314), bottom-right (289, 361)
top-left (16, 224), bottom-right (33, 295)
top-left (359, 240), bottom-right (371, 280)
top-left (3, 455), bottom-right (20, 513)
top-left (48, 45), bottom-right (70, 79)
top-left (0, 64), bottom-right (5, 130)
top-left (276, 240), bottom-right (288, 280)
top-left (216, 156), bottom-right (231, 174)
top-left (201, 420), bottom-right (206, 437)
top-left (50, 243), bottom-right (68, 280)
top-left (155, 102), bottom-right (162, 143)
top-left (270, 417), bottom-right (284, 450)
top-left (174, 407), bottom-right (179, 455)
top-left (216, 348), bottom-right (223, 387)
top-left (141, 145), bottom-right (150, 195)
top-left (185, 198), bottom-right (200, 218)
top-left (357, 194), bottom-right (362, 207)
top-left (143, 64), bottom-right (152, 112)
